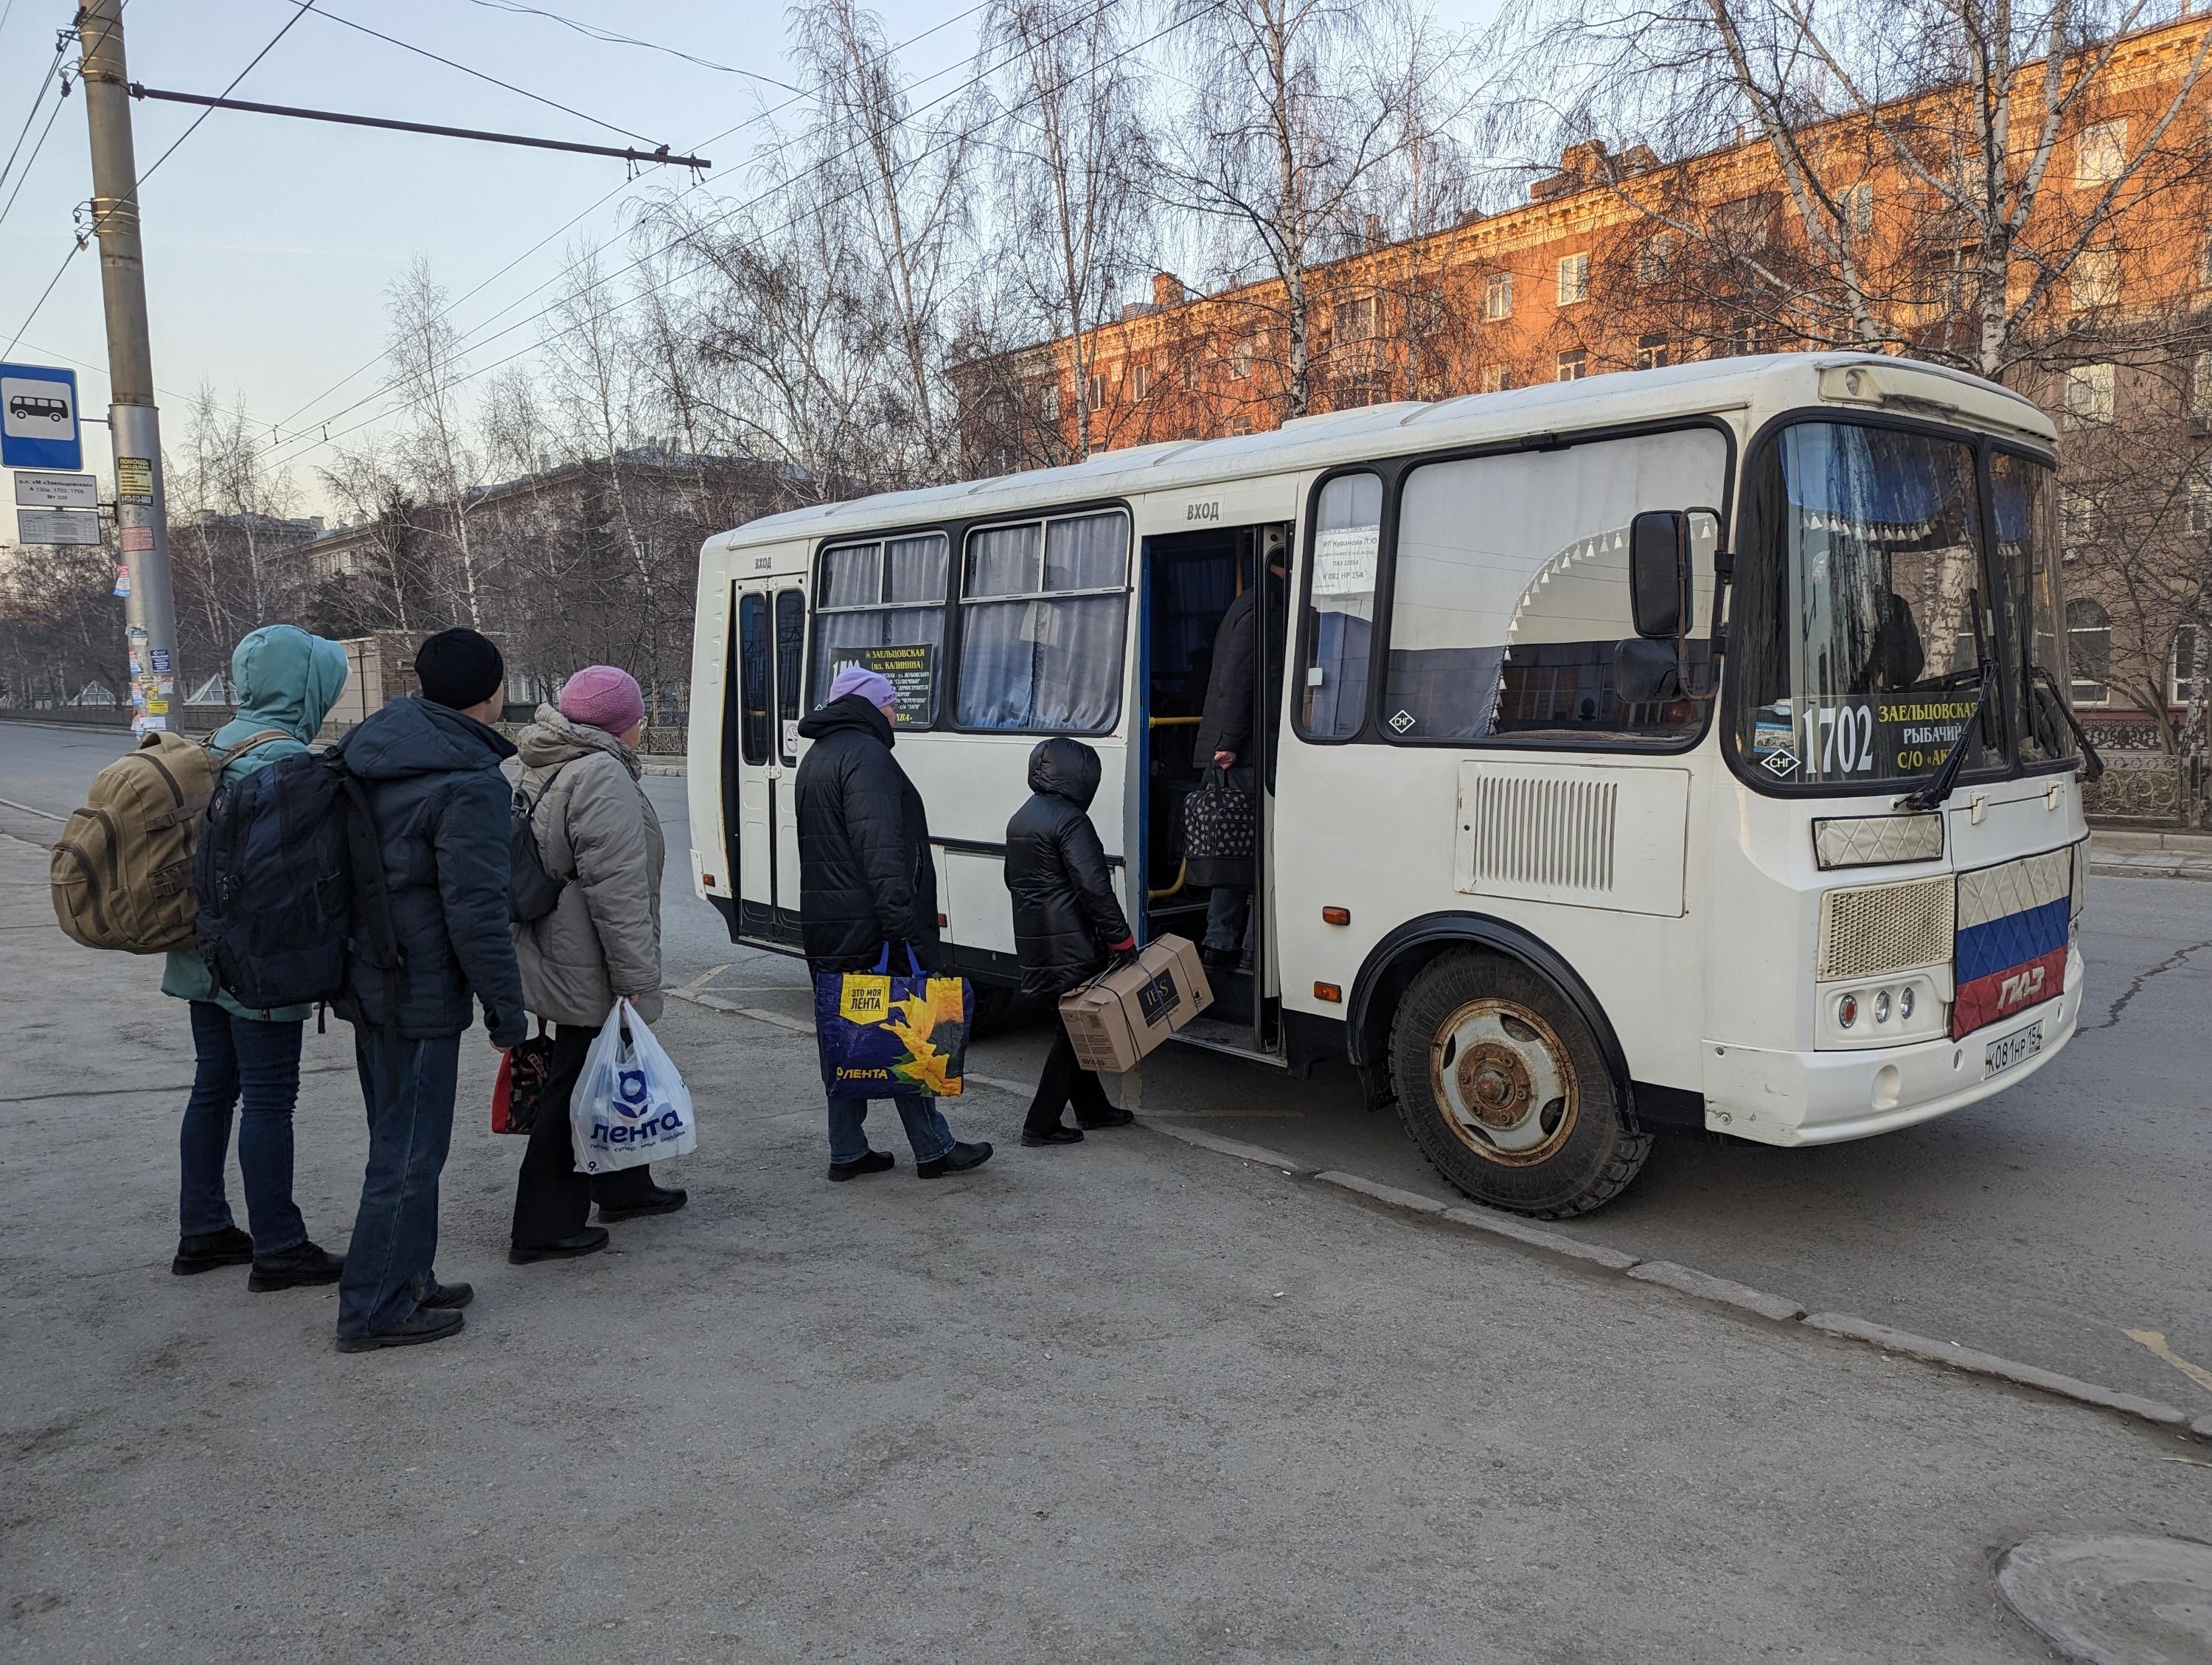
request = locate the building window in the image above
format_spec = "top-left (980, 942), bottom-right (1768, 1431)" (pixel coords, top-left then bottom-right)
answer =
top-left (2062, 363), bottom-right (2115, 428)
top-left (1555, 349), bottom-right (1587, 382)
top-left (2076, 119), bottom-right (2127, 189)
top-left (957, 510), bottom-right (1129, 731)
top-left (1728, 316), bottom-right (1762, 357)
top-left (2173, 625), bottom-right (2201, 707)
top-left (812, 533), bottom-right (950, 723)
top-left (1040, 381), bottom-right (1060, 421)
top-left (2070, 246), bottom-right (2120, 310)
top-left (1130, 362), bottom-right (1151, 400)
top-left (2061, 487), bottom-right (2098, 557)
top-left (1228, 417), bottom-right (1253, 436)
top-left (2191, 349), bottom-right (2212, 420)
top-left (2067, 598), bottom-right (2111, 706)
top-left (1843, 181), bottom-right (1874, 237)
top-left (1556, 252), bottom-right (1590, 306)
top-left (1230, 341), bottom-right (1253, 380)
top-left (1635, 334), bottom-right (1670, 370)
top-left (2185, 479), bottom-right (2212, 537)
top-left (1342, 293), bottom-right (1379, 340)
top-left (1085, 372), bottom-right (1105, 411)
top-left (1635, 234), bottom-right (1671, 285)
top-left (1480, 364), bottom-right (1508, 394)
top-left (1484, 272), bottom-right (1514, 321)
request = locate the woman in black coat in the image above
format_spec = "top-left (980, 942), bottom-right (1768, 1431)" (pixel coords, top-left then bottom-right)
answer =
top-left (1004, 737), bottom-right (1137, 1146)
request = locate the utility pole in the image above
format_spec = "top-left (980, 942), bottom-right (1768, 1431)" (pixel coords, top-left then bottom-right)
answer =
top-left (78, 0), bottom-right (180, 731)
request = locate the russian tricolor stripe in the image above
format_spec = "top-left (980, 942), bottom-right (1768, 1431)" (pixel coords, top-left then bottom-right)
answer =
top-left (1952, 849), bottom-right (2073, 1038)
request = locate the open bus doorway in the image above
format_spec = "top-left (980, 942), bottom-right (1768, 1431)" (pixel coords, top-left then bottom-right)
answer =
top-left (1141, 521), bottom-right (1290, 1060)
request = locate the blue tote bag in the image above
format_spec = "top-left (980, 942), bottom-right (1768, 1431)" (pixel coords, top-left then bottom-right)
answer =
top-left (813, 943), bottom-right (973, 1099)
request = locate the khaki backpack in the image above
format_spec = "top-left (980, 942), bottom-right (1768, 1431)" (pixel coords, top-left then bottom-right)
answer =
top-left (49, 728), bottom-right (290, 953)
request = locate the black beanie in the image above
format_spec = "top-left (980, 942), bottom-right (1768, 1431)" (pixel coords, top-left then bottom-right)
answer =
top-left (414, 628), bottom-right (504, 709)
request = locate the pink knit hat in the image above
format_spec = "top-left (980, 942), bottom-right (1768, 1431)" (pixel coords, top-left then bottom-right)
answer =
top-left (558, 664), bottom-right (646, 735)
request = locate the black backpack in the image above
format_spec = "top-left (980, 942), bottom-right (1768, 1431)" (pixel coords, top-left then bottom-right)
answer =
top-left (193, 749), bottom-right (405, 1021)
top-left (508, 762), bottom-right (569, 923)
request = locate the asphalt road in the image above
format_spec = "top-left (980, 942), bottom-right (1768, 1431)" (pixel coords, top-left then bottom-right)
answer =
top-left (5, 817), bottom-right (2209, 1663)
top-left (7, 719), bottom-right (2209, 1417)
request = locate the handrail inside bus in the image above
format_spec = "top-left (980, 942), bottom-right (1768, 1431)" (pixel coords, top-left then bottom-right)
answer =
top-left (1148, 858), bottom-right (1188, 900)
top-left (1147, 715), bottom-right (1201, 727)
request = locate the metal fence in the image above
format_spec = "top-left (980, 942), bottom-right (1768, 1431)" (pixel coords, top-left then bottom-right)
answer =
top-left (2080, 717), bottom-right (2210, 829)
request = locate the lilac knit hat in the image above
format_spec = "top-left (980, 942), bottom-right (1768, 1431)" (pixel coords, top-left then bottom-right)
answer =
top-left (558, 664), bottom-right (646, 735)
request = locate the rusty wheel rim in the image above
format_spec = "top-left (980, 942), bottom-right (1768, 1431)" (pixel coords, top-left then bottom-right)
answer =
top-left (1427, 998), bottom-right (1576, 1166)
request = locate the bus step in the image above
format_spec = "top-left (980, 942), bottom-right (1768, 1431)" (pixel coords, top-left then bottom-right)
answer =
top-left (1170, 1015), bottom-right (1287, 1068)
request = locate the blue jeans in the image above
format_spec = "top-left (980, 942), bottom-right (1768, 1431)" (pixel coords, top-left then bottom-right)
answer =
top-left (827, 1093), bottom-right (954, 1166)
top-left (338, 1029), bottom-right (459, 1338)
top-left (180, 1001), bottom-right (307, 1254)
top-left (1205, 886), bottom-right (1252, 954)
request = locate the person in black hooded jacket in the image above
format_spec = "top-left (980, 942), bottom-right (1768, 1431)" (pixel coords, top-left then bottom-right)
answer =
top-left (794, 667), bottom-right (992, 1181)
top-left (1004, 737), bottom-right (1137, 1147)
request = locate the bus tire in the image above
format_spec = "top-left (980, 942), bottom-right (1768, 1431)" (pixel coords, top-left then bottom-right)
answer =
top-left (1388, 949), bottom-right (1649, 1218)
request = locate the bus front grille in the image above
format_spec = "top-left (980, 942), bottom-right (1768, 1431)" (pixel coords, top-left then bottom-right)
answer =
top-left (1817, 875), bottom-right (1955, 981)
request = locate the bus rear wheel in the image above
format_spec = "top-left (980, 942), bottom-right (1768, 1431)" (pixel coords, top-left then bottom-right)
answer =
top-left (1388, 950), bottom-right (1649, 1218)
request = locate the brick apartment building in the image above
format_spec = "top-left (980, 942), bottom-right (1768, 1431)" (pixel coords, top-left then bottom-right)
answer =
top-left (962, 14), bottom-right (2212, 748)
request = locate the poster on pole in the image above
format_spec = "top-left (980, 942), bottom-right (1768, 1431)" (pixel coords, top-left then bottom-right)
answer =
top-left (0, 363), bottom-right (82, 471)
top-left (13, 470), bottom-right (97, 509)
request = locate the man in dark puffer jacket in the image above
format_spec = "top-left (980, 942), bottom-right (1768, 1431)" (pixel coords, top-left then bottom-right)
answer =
top-left (331, 628), bottom-right (526, 1351)
top-left (794, 667), bottom-right (991, 1181)
top-left (1004, 737), bottom-right (1137, 1147)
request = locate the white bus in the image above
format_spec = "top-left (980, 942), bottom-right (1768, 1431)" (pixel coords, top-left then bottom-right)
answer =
top-left (686, 352), bottom-right (2096, 1216)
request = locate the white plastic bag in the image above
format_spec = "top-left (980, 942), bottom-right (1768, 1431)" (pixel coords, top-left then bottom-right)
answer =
top-left (569, 998), bottom-right (698, 1174)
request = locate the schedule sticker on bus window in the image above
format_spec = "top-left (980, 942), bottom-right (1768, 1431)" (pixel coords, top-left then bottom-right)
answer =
top-left (1312, 525), bottom-right (1380, 597)
top-left (837, 642), bottom-right (935, 726)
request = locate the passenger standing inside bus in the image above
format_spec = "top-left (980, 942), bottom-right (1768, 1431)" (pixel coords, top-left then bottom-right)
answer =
top-left (1004, 738), bottom-right (1138, 1146)
top-left (1192, 547), bottom-right (1289, 974)
top-left (794, 666), bottom-right (994, 1181)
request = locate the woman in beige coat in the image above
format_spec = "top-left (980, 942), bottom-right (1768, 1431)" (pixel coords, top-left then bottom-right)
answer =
top-left (509, 666), bottom-right (685, 1262)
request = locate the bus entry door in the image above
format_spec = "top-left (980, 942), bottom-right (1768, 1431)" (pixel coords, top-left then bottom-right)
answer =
top-left (730, 581), bottom-right (809, 947)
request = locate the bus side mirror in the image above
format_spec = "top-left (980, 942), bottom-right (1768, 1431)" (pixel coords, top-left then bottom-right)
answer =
top-left (1630, 510), bottom-right (1690, 640)
top-left (1613, 637), bottom-right (1682, 704)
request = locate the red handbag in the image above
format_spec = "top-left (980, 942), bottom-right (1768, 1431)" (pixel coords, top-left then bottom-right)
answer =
top-left (492, 1019), bottom-right (557, 1135)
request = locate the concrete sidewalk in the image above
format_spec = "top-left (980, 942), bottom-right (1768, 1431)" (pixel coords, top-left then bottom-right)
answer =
top-left (4, 830), bottom-right (2210, 1662)
top-left (2090, 826), bottom-right (2212, 880)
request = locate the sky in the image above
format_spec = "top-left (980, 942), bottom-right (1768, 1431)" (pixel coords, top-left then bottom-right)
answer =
top-left (0, 0), bottom-right (1503, 524)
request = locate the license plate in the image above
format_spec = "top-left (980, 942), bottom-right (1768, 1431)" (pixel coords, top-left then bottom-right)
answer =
top-left (1983, 1021), bottom-right (2045, 1080)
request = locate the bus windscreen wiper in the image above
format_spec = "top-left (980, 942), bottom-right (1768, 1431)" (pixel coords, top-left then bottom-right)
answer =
top-left (1896, 659), bottom-right (1995, 812)
top-left (2030, 664), bottom-right (2106, 782)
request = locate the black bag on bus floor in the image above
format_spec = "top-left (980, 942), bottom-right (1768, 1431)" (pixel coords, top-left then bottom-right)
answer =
top-left (1182, 765), bottom-right (1256, 889)
top-left (507, 762), bottom-right (570, 923)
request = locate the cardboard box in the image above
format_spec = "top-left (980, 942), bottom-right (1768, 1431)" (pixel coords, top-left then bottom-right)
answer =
top-left (1057, 934), bottom-right (1214, 1073)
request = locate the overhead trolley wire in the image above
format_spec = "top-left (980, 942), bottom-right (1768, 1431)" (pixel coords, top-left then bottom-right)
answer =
top-left (257, 1), bottom-right (996, 454)
top-left (462, 0), bottom-right (804, 93)
top-left (249, 0), bottom-right (1178, 480)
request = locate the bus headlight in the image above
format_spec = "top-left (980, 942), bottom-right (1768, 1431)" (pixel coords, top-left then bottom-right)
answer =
top-left (1898, 986), bottom-right (1915, 1021)
top-left (1874, 990), bottom-right (1891, 1023)
top-left (1818, 970), bottom-right (1948, 1049)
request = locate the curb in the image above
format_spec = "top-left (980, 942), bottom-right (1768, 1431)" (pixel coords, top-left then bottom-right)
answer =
top-left (2090, 862), bottom-right (2212, 882)
top-left (661, 985), bottom-right (2206, 1445)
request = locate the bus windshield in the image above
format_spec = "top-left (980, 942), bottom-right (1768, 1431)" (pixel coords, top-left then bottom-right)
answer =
top-left (1731, 420), bottom-right (2073, 790)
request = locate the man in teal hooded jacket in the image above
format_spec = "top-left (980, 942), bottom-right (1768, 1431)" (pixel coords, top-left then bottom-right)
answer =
top-left (163, 625), bottom-right (352, 1291)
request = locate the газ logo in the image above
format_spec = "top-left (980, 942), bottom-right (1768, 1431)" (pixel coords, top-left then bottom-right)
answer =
top-left (1997, 964), bottom-right (2047, 1012)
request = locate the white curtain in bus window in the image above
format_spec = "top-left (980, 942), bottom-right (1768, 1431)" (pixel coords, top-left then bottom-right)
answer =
top-left (957, 511), bottom-right (1128, 731)
top-left (1302, 472), bottom-right (1382, 737)
top-left (1386, 429), bottom-right (1726, 742)
top-left (810, 532), bottom-right (949, 720)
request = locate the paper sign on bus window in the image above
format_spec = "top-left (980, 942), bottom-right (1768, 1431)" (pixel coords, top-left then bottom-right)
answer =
top-left (831, 642), bottom-right (936, 726)
top-left (1312, 524), bottom-right (1380, 597)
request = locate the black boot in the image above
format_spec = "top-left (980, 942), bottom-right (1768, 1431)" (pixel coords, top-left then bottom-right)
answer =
top-left (1021, 1123), bottom-right (1085, 1147)
top-left (597, 1184), bottom-right (688, 1223)
top-left (172, 1225), bottom-right (254, 1276)
top-left (916, 1140), bottom-right (994, 1178)
top-left (827, 1149), bottom-right (896, 1182)
top-left (508, 1227), bottom-right (610, 1265)
top-left (248, 1240), bottom-right (344, 1292)
top-left (335, 1307), bottom-right (465, 1353)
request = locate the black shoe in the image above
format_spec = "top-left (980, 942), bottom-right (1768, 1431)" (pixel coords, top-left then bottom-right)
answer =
top-left (172, 1225), bottom-right (254, 1276)
top-left (1077, 1105), bottom-right (1134, 1130)
top-left (335, 1307), bottom-right (465, 1353)
top-left (1020, 1125), bottom-right (1085, 1147)
top-left (507, 1228), bottom-right (610, 1265)
top-left (416, 1280), bottom-right (473, 1310)
top-left (598, 1184), bottom-right (688, 1223)
top-left (916, 1140), bottom-right (994, 1178)
top-left (827, 1149), bottom-right (896, 1183)
top-left (1201, 947), bottom-right (1237, 973)
top-left (248, 1240), bottom-right (344, 1292)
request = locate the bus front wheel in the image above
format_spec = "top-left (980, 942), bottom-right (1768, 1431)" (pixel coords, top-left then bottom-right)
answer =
top-left (1388, 950), bottom-right (1649, 1218)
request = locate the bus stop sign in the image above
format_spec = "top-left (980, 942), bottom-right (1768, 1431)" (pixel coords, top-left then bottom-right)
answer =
top-left (1, 363), bottom-right (82, 471)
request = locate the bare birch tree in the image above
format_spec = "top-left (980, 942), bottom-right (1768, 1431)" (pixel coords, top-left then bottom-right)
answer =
top-left (386, 257), bottom-right (490, 627)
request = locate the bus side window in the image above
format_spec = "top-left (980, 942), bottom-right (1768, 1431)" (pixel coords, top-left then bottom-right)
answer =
top-left (737, 591), bottom-right (772, 765)
top-left (1301, 471), bottom-right (1383, 739)
top-left (1386, 428), bottom-right (1727, 744)
top-left (810, 534), bottom-right (948, 724)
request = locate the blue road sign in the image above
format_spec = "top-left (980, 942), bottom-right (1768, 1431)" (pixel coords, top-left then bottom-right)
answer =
top-left (1, 364), bottom-right (82, 471)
